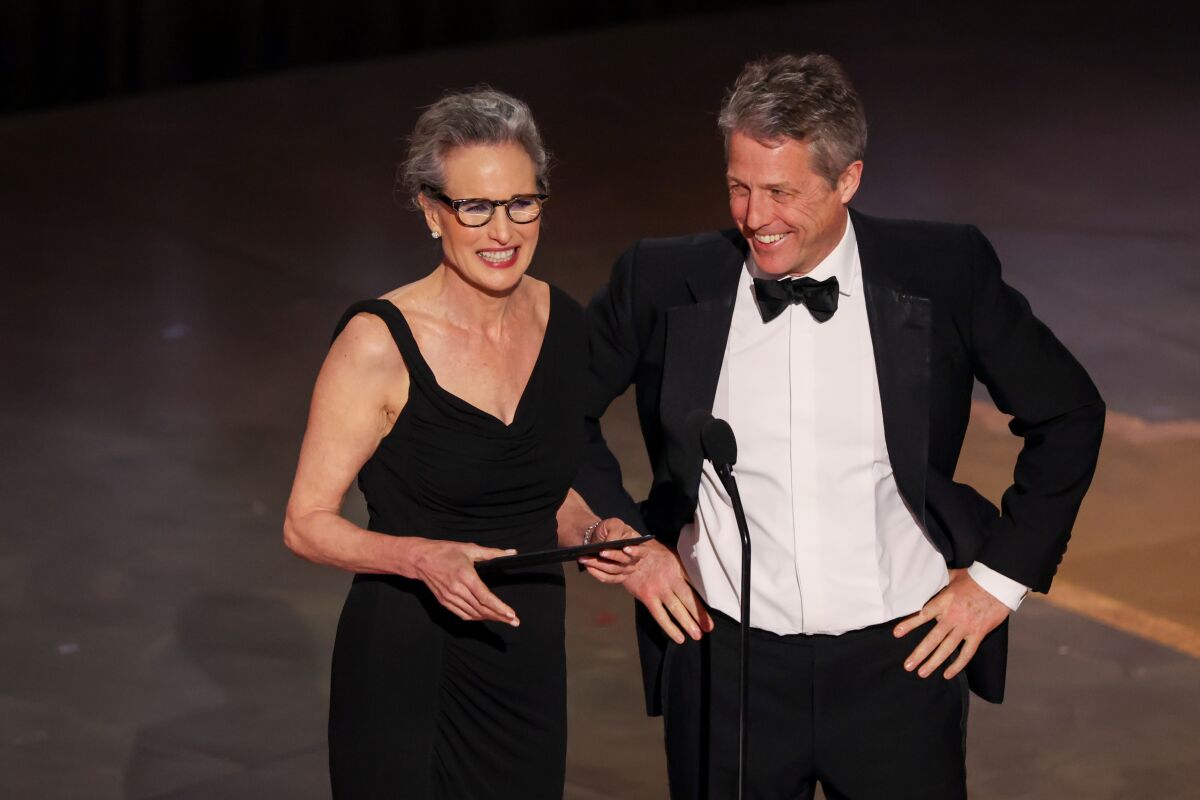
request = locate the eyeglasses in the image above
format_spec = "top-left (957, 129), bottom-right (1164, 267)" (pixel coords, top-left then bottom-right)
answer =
top-left (422, 184), bottom-right (549, 227)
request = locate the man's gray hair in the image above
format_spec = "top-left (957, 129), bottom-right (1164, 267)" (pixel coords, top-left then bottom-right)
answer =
top-left (718, 54), bottom-right (867, 187)
top-left (399, 87), bottom-right (550, 207)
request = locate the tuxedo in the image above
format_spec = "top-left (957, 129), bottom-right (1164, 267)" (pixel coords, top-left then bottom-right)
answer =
top-left (576, 208), bottom-right (1105, 713)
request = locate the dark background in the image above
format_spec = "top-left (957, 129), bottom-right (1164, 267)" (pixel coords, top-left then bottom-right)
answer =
top-left (2, 0), bottom-right (808, 113)
top-left (2, 2), bottom-right (1199, 798)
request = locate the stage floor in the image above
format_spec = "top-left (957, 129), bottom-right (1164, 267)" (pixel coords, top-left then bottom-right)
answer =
top-left (2, 1), bottom-right (1198, 797)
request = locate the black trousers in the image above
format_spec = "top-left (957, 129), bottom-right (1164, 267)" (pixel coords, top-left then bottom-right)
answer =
top-left (662, 610), bottom-right (968, 800)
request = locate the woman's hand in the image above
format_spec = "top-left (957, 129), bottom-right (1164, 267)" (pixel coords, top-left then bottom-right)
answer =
top-left (405, 538), bottom-right (521, 626)
top-left (578, 517), bottom-right (645, 583)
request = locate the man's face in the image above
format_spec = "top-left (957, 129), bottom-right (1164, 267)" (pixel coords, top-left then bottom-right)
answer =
top-left (726, 131), bottom-right (862, 277)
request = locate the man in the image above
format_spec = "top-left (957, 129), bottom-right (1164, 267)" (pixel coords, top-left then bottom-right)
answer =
top-left (568, 54), bottom-right (1104, 798)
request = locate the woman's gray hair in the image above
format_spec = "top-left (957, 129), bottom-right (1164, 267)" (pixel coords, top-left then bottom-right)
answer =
top-left (718, 54), bottom-right (867, 187)
top-left (399, 87), bottom-right (550, 207)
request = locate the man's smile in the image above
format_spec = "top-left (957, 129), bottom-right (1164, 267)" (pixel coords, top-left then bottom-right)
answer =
top-left (752, 232), bottom-right (791, 245)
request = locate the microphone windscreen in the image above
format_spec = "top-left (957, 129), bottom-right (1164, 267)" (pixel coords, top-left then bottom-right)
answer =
top-left (701, 417), bottom-right (738, 467)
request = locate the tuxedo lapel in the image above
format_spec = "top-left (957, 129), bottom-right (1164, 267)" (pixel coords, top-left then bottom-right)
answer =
top-left (854, 211), bottom-right (932, 526)
top-left (660, 235), bottom-right (746, 501)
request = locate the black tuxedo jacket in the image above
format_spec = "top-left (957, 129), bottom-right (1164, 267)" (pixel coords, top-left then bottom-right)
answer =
top-left (575, 208), bottom-right (1104, 709)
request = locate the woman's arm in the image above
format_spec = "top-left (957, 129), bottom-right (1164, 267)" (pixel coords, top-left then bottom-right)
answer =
top-left (283, 312), bottom-right (519, 625)
top-left (557, 487), bottom-right (644, 577)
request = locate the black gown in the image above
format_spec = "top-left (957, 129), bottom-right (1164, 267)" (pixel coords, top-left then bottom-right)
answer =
top-left (326, 285), bottom-right (586, 799)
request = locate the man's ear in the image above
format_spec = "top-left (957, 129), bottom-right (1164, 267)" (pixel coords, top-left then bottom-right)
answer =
top-left (838, 160), bottom-right (863, 204)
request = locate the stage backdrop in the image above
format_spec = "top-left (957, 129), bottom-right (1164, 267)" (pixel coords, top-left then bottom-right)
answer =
top-left (1, 0), bottom-right (806, 114)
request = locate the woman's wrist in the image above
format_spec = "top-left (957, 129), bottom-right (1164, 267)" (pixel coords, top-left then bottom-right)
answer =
top-left (581, 519), bottom-right (603, 546)
top-left (393, 535), bottom-right (430, 580)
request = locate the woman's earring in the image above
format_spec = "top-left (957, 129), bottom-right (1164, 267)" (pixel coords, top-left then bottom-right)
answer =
top-left (431, 231), bottom-right (441, 239)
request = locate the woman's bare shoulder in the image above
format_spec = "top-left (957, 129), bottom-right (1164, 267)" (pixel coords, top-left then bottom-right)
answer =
top-left (329, 311), bottom-right (404, 376)
top-left (378, 277), bottom-right (442, 333)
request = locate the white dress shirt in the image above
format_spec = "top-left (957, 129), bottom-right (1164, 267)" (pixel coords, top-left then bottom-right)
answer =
top-left (677, 213), bottom-right (1026, 635)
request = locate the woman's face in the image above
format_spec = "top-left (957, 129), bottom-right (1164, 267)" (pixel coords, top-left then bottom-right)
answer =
top-left (420, 142), bottom-right (542, 295)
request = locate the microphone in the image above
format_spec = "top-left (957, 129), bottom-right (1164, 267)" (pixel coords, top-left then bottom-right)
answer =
top-left (688, 410), bottom-right (744, 521)
top-left (687, 408), bottom-right (736, 465)
top-left (688, 409), bottom-right (751, 800)
top-left (700, 416), bottom-right (737, 469)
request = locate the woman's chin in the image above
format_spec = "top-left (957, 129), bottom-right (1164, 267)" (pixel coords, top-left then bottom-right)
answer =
top-left (468, 264), bottom-right (531, 297)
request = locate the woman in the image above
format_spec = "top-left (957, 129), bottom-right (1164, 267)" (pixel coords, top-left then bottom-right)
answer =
top-left (283, 88), bottom-right (635, 799)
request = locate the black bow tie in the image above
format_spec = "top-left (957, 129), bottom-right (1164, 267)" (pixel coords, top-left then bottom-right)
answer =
top-left (752, 276), bottom-right (840, 323)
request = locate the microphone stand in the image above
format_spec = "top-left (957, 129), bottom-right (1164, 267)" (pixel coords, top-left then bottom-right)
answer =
top-left (692, 410), bottom-right (751, 800)
top-left (713, 461), bottom-right (751, 800)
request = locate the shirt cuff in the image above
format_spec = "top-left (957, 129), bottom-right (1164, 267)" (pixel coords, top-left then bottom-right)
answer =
top-left (967, 562), bottom-right (1030, 612)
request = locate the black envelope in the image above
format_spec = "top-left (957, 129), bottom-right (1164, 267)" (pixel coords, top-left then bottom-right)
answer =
top-left (477, 535), bottom-right (654, 572)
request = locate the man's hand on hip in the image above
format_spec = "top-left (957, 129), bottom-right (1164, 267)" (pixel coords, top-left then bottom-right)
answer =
top-left (893, 568), bottom-right (1010, 680)
top-left (616, 539), bottom-right (713, 645)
